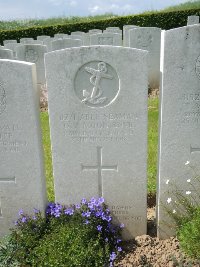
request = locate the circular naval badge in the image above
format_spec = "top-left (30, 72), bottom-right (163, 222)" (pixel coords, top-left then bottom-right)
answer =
top-left (195, 55), bottom-right (200, 80)
top-left (74, 61), bottom-right (119, 108)
top-left (0, 82), bottom-right (6, 115)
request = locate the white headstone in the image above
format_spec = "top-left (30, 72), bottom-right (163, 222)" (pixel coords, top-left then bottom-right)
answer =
top-left (104, 27), bottom-right (122, 34)
top-left (187, 15), bottom-right (199, 25)
top-left (0, 59), bottom-right (47, 237)
top-left (83, 33), bottom-right (90, 46)
top-left (69, 35), bottom-right (82, 41)
top-left (71, 31), bottom-right (84, 36)
top-left (37, 35), bottom-right (51, 41)
top-left (4, 43), bottom-right (23, 59)
top-left (88, 29), bottom-right (102, 34)
top-left (43, 37), bottom-right (55, 52)
top-left (54, 33), bottom-right (69, 39)
top-left (16, 45), bottom-right (48, 108)
top-left (90, 33), bottom-right (122, 46)
top-left (3, 40), bottom-right (17, 45)
top-left (45, 46), bottom-right (148, 240)
top-left (123, 25), bottom-right (139, 47)
top-left (0, 49), bottom-right (14, 59)
top-left (51, 38), bottom-right (82, 51)
top-left (129, 27), bottom-right (161, 88)
top-left (157, 25), bottom-right (200, 239)
top-left (20, 38), bottom-right (34, 43)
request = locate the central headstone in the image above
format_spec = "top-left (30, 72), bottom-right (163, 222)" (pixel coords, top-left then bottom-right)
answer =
top-left (45, 46), bottom-right (148, 239)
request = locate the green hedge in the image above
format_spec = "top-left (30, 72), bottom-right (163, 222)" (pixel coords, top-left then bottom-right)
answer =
top-left (0, 8), bottom-right (200, 44)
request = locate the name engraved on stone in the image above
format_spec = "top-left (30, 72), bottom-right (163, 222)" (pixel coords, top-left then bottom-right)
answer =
top-left (25, 49), bottom-right (38, 63)
top-left (195, 55), bottom-right (200, 80)
top-left (74, 61), bottom-right (120, 108)
top-left (0, 176), bottom-right (15, 217)
top-left (98, 37), bottom-right (113, 45)
top-left (81, 146), bottom-right (118, 197)
top-left (0, 82), bottom-right (6, 115)
top-left (137, 34), bottom-right (153, 48)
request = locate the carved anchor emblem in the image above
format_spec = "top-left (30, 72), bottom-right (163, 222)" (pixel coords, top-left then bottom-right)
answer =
top-left (82, 62), bottom-right (113, 105)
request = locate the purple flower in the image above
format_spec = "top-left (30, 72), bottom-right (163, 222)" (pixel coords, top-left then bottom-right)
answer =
top-left (117, 239), bottom-right (121, 244)
top-left (21, 216), bottom-right (27, 223)
top-left (32, 215), bottom-right (37, 220)
top-left (33, 208), bottom-right (40, 214)
top-left (117, 247), bottom-right (122, 252)
top-left (82, 211), bottom-right (91, 218)
top-left (98, 197), bottom-right (104, 204)
top-left (84, 220), bottom-right (90, 225)
top-left (88, 202), bottom-right (94, 210)
top-left (110, 252), bottom-right (117, 261)
top-left (81, 198), bottom-right (87, 204)
top-left (75, 204), bottom-right (81, 209)
top-left (14, 220), bottom-right (18, 226)
top-left (105, 237), bottom-right (108, 242)
top-left (64, 208), bottom-right (74, 216)
top-left (97, 225), bottom-right (102, 232)
top-left (18, 209), bottom-right (24, 216)
top-left (119, 223), bottom-right (125, 229)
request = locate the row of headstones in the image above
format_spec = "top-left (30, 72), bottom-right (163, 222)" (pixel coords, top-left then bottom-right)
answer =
top-left (0, 15), bottom-right (199, 93)
top-left (0, 20), bottom-right (200, 240)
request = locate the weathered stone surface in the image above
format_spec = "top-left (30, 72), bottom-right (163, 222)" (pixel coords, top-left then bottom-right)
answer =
top-left (90, 33), bottom-right (122, 46)
top-left (129, 27), bottom-right (161, 88)
top-left (3, 40), bottom-right (17, 45)
top-left (0, 49), bottom-right (14, 59)
top-left (51, 38), bottom-right (82, 51)
top-left (123, 25), bottom-right (139, 47)
top-left (20, 38), bottom-right (34, 43)
top-left (0, 59), bottom-right (47, 237)
top-left (157, 25), bottom-right (200, 239)
top-left (16, 44), bottom-right (48, 108)
top-left (105, 27), bottom-right (122, 34)
top-left (88, 29), bottom-right (102, 34)
top-left (54, 33), bottom-right (69, 39)
top-left (45, 46), bottom-right (148, 239)
top-left (4, 43), bottom-right (23, 59)
top-left (37, 35), bottom-right (50, 41)
top-left (187, 15), bottom-right (199, 25)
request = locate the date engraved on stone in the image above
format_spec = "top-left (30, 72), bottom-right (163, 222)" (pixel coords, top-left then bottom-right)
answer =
top-left (25, 49), bottom-right (38, 63)
top-left (0, 82), bottom-right (6, 115)
top-left (74, 61), bottom-right (120, 108)
top-left (195, 55), bottom-right (200, 80)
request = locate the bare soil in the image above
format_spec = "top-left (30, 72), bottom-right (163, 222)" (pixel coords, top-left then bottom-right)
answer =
top-left (114, 194), bottom-right (200, 267)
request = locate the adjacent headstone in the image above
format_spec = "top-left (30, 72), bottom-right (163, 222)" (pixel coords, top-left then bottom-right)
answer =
top-left (157, 25), bottom-right (200, 239)
top-left (71, 31), bottom-right (84, 36)
top-left (129, 27), bottom-right (161, 88)
top-left (123, 25), bottom-right (139, 47)
top-left (0, 49), bottom-right (14, 59)
top-left (54, 33), bottom-right (69, 39)
top-left (83, 33), bottom-right (90, 46)
top-left (69, 35), bottom-right (83, 41)
top-left (88, 29), bottom-right (102, 34)
top-left (45, 46), bottom-right (148, 240)
top-left (90, 33), bottom-right (122, 46)
top-left (4, 43), bottom-right (23, 59)
top-left (37, 35), bottom-right (50, 41)
top-left (43, 37), bottom-right (55, 52)
top-left (20, 38), bottom-right (34, 43)
top-left (187, 15), bottom-right (199, 25)
top-left (3, 40), bottom-right (17, 45)
top-left (104, 27), bottom-right (122, 34)
top-left (0, 59), bottom-right (47, 237)
top-left (16, 45), bottom-right (48, 108)
top-left (51, 38), bottom-right (82, 51)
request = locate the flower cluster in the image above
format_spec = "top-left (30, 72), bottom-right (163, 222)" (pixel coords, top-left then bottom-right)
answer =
top-left (14, 208), bottom-right (40, 226)
top-left (22, 196), bottom-right (124, 266)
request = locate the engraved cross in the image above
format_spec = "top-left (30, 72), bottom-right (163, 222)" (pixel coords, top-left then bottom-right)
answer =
top-left (81, 146), bottom-right (118, 197)
top-left (0, 176), bottom-right (15, 217)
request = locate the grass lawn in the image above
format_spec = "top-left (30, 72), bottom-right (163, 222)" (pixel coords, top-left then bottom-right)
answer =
top-left (40, 97), bottom-right (159, 201)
